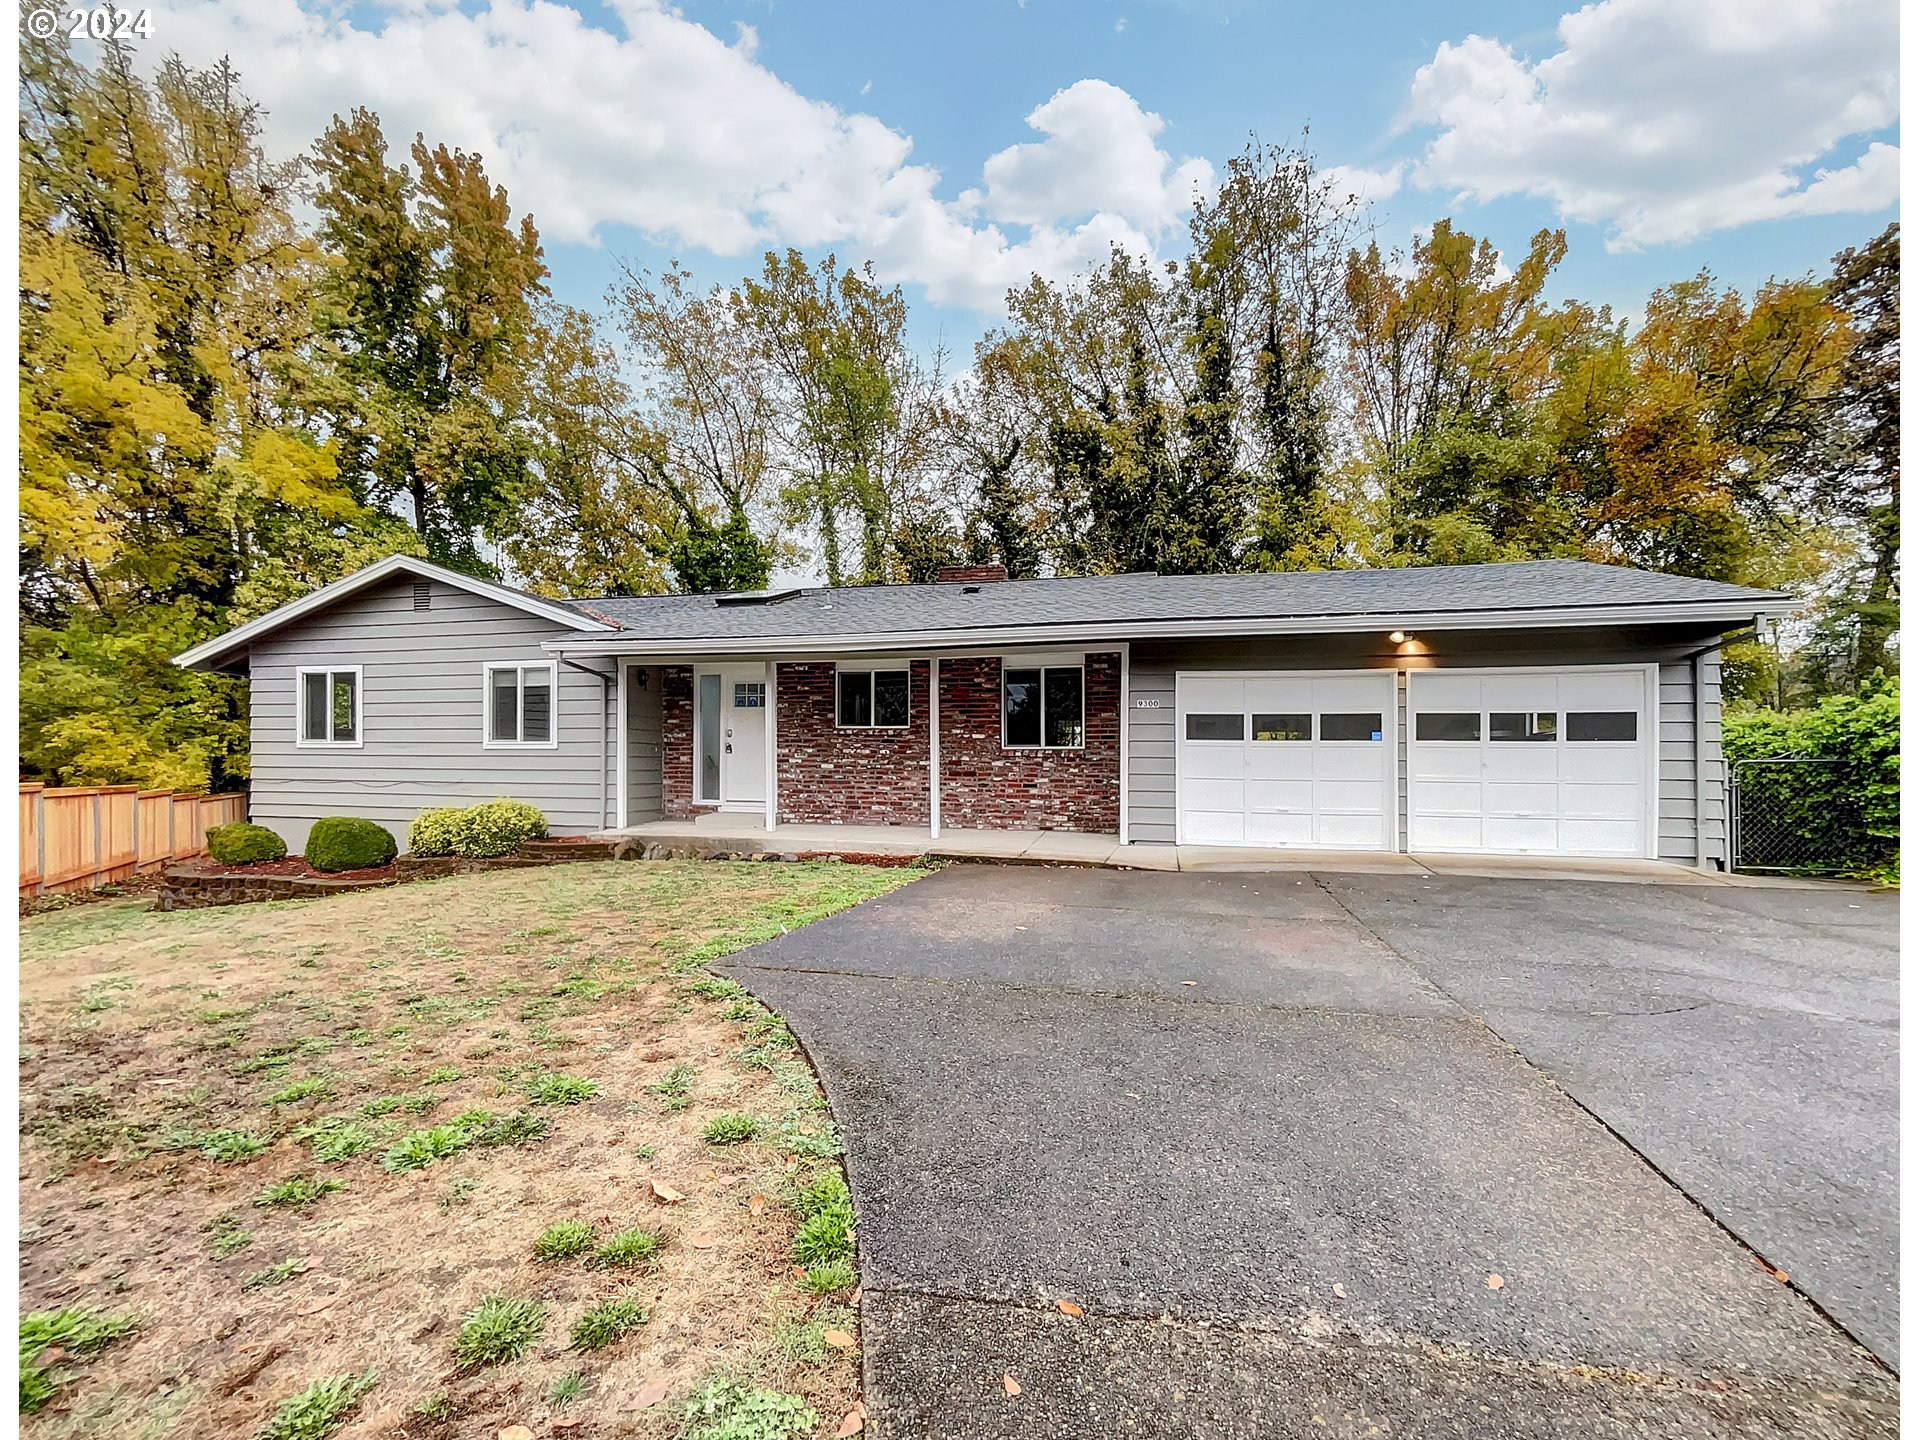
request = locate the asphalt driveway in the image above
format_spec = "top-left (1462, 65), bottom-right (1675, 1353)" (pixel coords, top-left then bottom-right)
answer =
top-left (720, 866), bottom-right (1897, 1437)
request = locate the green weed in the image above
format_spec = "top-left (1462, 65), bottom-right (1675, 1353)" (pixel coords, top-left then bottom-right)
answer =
top-left (524, 1072), bottom-right (598, 1106)
top-left (255, 1175), bottom-right (346, 1210)
top-left (590, 1228), bottom-right (663, 1269)
top-left (570, 1296), bottom-right (647, 1350)
top-left (532, 1220), bottom-right (596, 1262)
top-left (243, 1256), bottom-right (311, 1291)
top-left (680, 1379), bottom-right (818, 1440)
top-left (701, 1113), bottom-right (758, 1146)
top-left (258, 1369), bottom-right (378, 1440)
top-left (453, 1295), bottom-right (546, 1367)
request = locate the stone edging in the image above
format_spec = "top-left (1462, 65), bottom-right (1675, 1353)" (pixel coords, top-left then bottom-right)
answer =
top-left (155, 841), bottom-right (616, 911)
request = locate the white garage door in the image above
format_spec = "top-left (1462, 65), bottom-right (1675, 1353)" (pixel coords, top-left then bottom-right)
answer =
top-left (1177, 673), bottom-right (1396, 849)
top-left (1407, 669), bottom-right (1653, 857)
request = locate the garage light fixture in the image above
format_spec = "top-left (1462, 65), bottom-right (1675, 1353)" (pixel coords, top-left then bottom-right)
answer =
top-left (1388, 630), bottom-right (1411, 643)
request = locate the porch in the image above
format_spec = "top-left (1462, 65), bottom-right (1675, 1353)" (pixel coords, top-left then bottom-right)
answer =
top-left (594, 816), bottom-right (1745, 883)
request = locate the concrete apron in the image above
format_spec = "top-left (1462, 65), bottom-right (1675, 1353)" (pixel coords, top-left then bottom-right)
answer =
top-left (596, 820), bottom-right (1841, 887)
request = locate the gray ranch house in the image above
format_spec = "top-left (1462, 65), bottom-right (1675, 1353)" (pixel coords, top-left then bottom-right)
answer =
top-left (173, 554), bottom-right (1792, 868)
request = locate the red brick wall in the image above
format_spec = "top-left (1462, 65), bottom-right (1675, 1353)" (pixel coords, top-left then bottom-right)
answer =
top-left (660, 665), bottom-right (696, 819)
top-left (937, 653), bottom-right (1121, 833)
top-left (774, 662), bottom-right (931, 826)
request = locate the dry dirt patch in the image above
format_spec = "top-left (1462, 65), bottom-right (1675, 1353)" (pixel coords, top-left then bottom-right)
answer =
top-left (19, 860), bottom-right (925, 1439)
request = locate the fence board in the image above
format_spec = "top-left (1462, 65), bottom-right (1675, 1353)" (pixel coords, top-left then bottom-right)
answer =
top-left (19, 785), bottom-right (43, 894)
top-left (20, 784), bottom-right (248, 896)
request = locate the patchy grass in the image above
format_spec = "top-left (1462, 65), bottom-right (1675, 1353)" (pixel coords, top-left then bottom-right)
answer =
top-left (570, 1296), bottom-right (649, 1351)
top-left (455, 1294), bottom-right (547, 1367)
top-left (590, 1227), bottom-right (665, 1269)
top-left (19, 1308), bottom-right (139, 1414)
top-left (701, 1112), bottom-right (759, 1146)
top-left (18, 860), bottom-right (917, 1437)
top-left (257, 1369), bottom-right (377, 1440)
top-left (532, 1220), bottom-right (597, 1262)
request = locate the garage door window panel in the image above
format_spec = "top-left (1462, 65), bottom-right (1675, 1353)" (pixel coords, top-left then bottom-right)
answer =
top-left (1490, 711), bottom-right (1557, 742)
top-left (1416, 712), bottom-right (1480, 742)
top-left (1567, 710), bottom-right (1637, 742)
top-left (1185, 713), bottom-right (1245, 741)
top-left (1319, 712), bottom-right (1384, 742)
top-left (1252, 713), bottom-right (1310, 741)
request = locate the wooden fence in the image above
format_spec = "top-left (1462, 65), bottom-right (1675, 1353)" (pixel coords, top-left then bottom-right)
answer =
top-left (19, 785), bottom-right (248, 897)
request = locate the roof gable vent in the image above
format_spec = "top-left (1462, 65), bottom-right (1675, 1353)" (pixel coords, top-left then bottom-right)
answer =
top-left (411, 580), bottom-right (432, 611)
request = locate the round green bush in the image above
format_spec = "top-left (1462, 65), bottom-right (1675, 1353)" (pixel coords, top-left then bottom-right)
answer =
top-left (303, 817), bottom-right (398, 873)
top-left (455, 799), bottom-right (549, 858)
top-left (405, 807), bottom-right (466, 858)
top-left (206, 822), bottom-right (287, 866)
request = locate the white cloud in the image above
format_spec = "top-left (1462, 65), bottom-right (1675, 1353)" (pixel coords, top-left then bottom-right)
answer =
top-left (144, 0), bottom-right (1210, 310)
top-left (1403, 0), bottom-right (1899, 249)
top-left (1321, 160), bottom-right (1407, 209)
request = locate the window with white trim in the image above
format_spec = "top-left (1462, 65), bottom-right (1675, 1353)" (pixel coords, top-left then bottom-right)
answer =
top-left (297, 667), bottom-right (361, 745)
top-left (1004, 664), bottom-right (1084, 749)
top-left (837, 668), bottom-right (910, 728)
top-left (485, 662), bottom-right (557, 746)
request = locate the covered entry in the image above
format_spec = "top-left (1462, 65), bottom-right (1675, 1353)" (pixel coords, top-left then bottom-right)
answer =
top-left (1175, 672), bottom-right (1396, 848)
top-left (1406, 667), bottom-right (1655, 857)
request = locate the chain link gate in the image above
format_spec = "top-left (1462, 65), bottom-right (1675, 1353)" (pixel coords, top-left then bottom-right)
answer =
top-left (1730, 758), bottom-right (1856, 872)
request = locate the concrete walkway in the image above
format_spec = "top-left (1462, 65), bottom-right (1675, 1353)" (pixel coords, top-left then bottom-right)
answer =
top-left (601, 818), bottom-right (1838, 886)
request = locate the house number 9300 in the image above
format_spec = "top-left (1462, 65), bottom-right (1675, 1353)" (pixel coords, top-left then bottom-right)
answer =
top-left (1132, 698), bottom-right (1162, 708)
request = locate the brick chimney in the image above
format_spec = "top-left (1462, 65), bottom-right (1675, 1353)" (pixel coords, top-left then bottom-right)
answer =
top-left (934, 563), bottom-right (1009, 584)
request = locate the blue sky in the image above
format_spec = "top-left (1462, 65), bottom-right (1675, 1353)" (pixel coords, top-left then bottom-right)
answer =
top-left (154, 0), bottom-right (1899, 358)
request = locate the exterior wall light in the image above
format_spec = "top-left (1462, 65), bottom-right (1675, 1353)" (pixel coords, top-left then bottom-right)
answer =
top-left (1388, 630), bottom-right (1409, 643)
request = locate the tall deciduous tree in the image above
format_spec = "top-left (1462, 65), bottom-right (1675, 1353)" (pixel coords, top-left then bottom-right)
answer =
top-left (308, 109), bottom-right (548, 569)
top-left (19, 36), bottom-right (364, 787)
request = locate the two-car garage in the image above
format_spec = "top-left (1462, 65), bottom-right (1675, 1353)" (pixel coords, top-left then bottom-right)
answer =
top-left (1174, 667), bottom-right (1656, 858)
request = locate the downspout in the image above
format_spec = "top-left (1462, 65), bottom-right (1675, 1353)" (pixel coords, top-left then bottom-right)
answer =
top-left (1674, 624), bottom-right (1760, 873)
top-left (560, 656), bottom-right (615, 832)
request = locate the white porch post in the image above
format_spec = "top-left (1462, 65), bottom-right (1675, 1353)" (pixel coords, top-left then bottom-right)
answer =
top-left (765, 660), bottom-right (779, 831)
top-left (615, 663), bottom-right (628, 829)
top-left (928, 656), bottom-right (942, 840)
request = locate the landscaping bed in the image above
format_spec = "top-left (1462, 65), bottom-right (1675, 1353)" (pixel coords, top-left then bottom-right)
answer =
top-left (19, 859), bottom-right (926, 1438)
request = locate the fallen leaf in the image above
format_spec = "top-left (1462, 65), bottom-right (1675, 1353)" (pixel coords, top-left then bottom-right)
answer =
top-left (1486, 1274), bottom-right (1504, 1291)
top-left (297, 1294), bottom-right (342, 1316)
top-left (1755, 1256), bottom-right (1790, 1283)
top-left (1056, 1299), bottom-right (1083, 1316)
top-left (792, 1265), bottom-right (807, 1279)
top-left (702, 1169), bottom-right (717, 1180)
top-left (851, 1286), bottom-right (863, 1305)
top-left (748, 1193), bottom-right (766, 1215)
top-left (1332, 1284), bottom-right (1346, 1299)
top-left (1180, 980), bottom-right (1198, 986)
top-left (823, 1329), bottom-right (857, 1350)
top-left (635, 1378), bottom-right (670, 1408)
top-left (553, 1420), bottom-right (586, 1432)
top-left (499, 1428), bottom-right (535, 1440)
top-left (836, 1403), bottom-right (866, 1436)
top-left (649, 1179), bottom-right (684, 1203)
top-left (1002, 1374), bottom-right (1022, 1397)
top-left (688, 1234), bottom-right (717, 1249)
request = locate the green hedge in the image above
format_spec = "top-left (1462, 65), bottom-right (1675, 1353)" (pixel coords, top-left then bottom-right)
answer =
top-left (1724, 678), bottom-right (1898, 882)
top-left (404, 799), bottom-right (549, 859)
top-left (304, 816), bottom-right (398, 873)
top-left (205, 822), bottom-right (286, 866)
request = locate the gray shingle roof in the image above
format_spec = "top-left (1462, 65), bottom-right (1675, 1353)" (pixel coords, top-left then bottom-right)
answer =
top-left (562, 559), bottom-right (1786, 642)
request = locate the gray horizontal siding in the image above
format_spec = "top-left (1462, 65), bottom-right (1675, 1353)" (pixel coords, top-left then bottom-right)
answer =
top-left (1125, 626), bottom-right (1731, 867)
top-left (247, 577), bottom-right (614, 853)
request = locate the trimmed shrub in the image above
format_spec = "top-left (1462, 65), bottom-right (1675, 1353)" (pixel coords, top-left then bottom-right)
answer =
top-left (206, 822), bottom-right (287, 866)
top-left (457, 799), bottom-right (549, 858)
top-left (402, 799), bottom-right (548, 859)
top-left (304, 817), bottom-right (397, 873)
top-left (404, 807), bottom-right (466, 858)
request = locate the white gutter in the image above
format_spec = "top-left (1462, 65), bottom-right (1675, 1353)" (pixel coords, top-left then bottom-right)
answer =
top-left (541, 599), bottom-right (1794, 660)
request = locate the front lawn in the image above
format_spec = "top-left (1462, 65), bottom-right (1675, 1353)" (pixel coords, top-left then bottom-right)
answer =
top-left (18, 859), bottom-right (925, 1438)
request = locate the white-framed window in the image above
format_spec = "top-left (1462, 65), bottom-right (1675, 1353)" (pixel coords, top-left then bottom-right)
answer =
top-left (483, 662), bottom-right (558, 747)
top-left (1003, 663), bottom-right (1085, 749)
top-left (296, 666), bottom-right (362, 747)
top-left (837, 666), bottom-right (910, 728)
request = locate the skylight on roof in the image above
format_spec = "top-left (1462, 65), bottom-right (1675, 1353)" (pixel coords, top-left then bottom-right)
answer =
top-left (712, 587), bottom-right (804, 607)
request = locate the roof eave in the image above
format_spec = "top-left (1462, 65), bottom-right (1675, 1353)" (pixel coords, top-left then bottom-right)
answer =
top-left (172, 554), bottom-right (617, 671)
top-left (540, 597), bottom-right (1793, 658)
